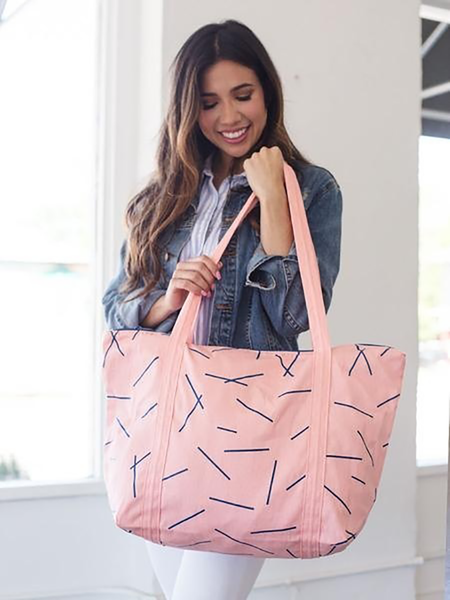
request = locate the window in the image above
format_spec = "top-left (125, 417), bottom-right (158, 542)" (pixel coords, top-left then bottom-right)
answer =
top-left (0, 0), bottom-right (99, 483)
top-left (417, 10), bottom-right (450, 465)
top-left (417, 135), bottom-right (450, 466)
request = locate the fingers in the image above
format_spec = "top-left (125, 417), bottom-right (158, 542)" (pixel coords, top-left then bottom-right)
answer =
top-left (182, 255), bottom-right (222, 279)
top-left (170, 276), bottom-right (207, 296)
top-left (173, 255), bottom-right (223, 297)
top-left (175, 265), bottom-right (212, 292)
top-left (201, 255), bottom-right (223, 277)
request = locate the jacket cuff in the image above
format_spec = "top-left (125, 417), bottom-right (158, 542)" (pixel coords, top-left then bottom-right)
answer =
top-left (121, 288), bottom-right (168, 329)
top-left (102, 238), bottom-right (180, 331)
top-left (245, 240), bottom-right (297, 291)
top-left (105, 288), bottom-right (167, 330)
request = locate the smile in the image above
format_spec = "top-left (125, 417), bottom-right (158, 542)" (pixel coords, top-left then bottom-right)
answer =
top-left (219, 125), bottom-right (250, 143)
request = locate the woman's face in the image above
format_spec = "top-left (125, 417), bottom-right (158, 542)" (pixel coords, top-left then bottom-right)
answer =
top-left (198, 60), bottom-right (267, 170)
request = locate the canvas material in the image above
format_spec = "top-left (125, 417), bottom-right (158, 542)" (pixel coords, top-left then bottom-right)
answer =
top-left (101, 163), bottom-right (407, 559)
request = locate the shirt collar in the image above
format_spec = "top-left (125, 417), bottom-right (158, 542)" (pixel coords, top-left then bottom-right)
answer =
top-left (188, 153), bottom-right (249, 213)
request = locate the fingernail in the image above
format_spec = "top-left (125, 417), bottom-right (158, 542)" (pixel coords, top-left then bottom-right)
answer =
top-left (216, 271), bottom-right (221, 280)
top-left (201, 290), bottom-right (207, 296)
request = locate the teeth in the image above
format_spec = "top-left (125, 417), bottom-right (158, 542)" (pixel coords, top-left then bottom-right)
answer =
top-left (221, 127), bottom-right (248, 139)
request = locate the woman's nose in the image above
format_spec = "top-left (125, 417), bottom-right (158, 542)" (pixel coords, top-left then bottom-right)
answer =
top-left (220, 102), bottom-right (241, 125)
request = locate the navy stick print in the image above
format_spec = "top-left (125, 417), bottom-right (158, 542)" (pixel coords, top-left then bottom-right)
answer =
top-left (278, 388), bottom-right (312, 398)
top-left (250, 526), bottom-right (297, 534)
top-left (377, 393), bottom-right (400, 408)
top-left (167, 508), bottom-right (206, 530)
top-left (209, 497), bottom-right (255, 510)
top-left (324, 484), bottom-right (351, 515)
top-left (266, 460), bottom-right (277, 505)
top-left (116, 416), bottom-right (130, 438)
top-left (334, 401), bottom-right (374, 418)
top-left (129, 451), bottom-right (151, 498)
top-left (179, 374), bottom-right (205, 433)
top-left (286, 474), bottom-right (307, 491)
top-left (214, 528), bottom-right (275, 555)
top-left (204, 372), bottom-right (265, 386)
top-left (348, 345), bottom-right (373, 376)
top-left (197, 446), bottom-right (231, 480)
top-left (326, 455), bottom-right (363, 461)
top-left (188, 347), bottom-right (210, 359)
top-left (103, 330), bottom-right (125, 367)
top-left (290, 425), bottom-right (309, 440)
top-left (351, 475), bottom-right (366, 485)
top-left (275, 351), bottom-right (301, 377)
top-left (217, 426), bottom-right (238, 433)
top-left (183, 540), bottom-right (212, 547)
top-left (224, 448), bottom-right (270, 453)
top-left (132, 356), bottom-right (159, 387)
top-left (162, 467), bottom-right (189, 481)
top-left (235, 398), bottom-right (273, 422)
top-left (131, 328), bottom-right (142, 340)
top-left (357, 430), bottom-right (374, 466)
top-left (141, 402), bottom-right (158, 419)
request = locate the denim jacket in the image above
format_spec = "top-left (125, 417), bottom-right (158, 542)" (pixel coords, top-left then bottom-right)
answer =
top-left (102, 160), bottom-right (343, 352)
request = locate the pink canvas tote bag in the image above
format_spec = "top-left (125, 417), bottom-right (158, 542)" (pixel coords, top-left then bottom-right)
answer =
top-left (102, 162), bottom-right (407, 559)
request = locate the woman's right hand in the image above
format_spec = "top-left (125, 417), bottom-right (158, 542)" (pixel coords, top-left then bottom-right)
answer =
top-left (163, 255), bottom-right (223, 313)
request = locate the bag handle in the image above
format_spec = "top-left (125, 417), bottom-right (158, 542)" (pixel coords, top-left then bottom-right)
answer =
top-left (169, 161), bottom-right (331, 353)
top-left (164, 161), bottom-right (332, 556)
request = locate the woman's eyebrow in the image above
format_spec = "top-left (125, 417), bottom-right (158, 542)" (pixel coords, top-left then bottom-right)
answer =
top-left (200, 83), bottom-right (255, 97)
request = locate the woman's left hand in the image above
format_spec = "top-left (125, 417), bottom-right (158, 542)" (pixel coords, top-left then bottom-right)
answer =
top-left (243, 146), bottom-right (286, 205)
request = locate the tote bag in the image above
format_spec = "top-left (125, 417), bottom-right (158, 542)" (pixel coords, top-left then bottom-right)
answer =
top-left (101, 162), bottom-right (407, 559)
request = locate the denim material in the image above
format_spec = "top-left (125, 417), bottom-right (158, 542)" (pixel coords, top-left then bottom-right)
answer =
top-left (101, 160), bottom-right (343, 351)
top-left (178, 153), bottom-right (248, 346)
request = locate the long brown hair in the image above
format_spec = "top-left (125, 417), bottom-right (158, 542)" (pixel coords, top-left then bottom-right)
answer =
top-left (119, 19), bottom-right (314, 302)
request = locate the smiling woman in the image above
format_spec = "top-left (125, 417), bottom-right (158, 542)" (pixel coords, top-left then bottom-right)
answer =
top-left (198, 62), bottom-right (268, 182)
top-left (102, 17), bottom-right (344, 600)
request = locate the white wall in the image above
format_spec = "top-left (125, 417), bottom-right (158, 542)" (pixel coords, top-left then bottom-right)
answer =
top-left (0, 1), bottom-right (428, 599)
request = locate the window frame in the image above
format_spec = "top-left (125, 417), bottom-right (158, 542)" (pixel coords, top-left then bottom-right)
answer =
top-left (416, 0), bottom-right (450, 470)
top-left (0, 0), bottom-right (147, 501)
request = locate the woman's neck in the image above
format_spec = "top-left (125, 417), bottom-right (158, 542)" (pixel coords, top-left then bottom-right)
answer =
top-left (212, 151), bottom-right (244, 179)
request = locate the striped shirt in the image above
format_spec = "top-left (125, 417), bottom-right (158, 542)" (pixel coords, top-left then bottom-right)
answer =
top-left (179, 153), bottom-right (248, 345)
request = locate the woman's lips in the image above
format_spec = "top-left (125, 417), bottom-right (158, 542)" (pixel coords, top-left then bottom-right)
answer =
top-left (219, 125), bottom-right (250, 144)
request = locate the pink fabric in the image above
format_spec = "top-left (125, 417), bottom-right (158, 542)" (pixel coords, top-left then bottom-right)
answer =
top-left (101, 163), bottom-right (406, 559)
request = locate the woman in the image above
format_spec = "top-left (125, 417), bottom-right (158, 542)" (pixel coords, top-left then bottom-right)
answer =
top-left (102, 18), bottom-right (343, 600)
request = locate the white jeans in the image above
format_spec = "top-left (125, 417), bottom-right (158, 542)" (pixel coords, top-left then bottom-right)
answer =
top-left (145, 540), bottom-right (266, 600)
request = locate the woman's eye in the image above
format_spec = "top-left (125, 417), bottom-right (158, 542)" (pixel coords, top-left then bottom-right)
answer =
top-left (202, 94), bottom-right (252, 110)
